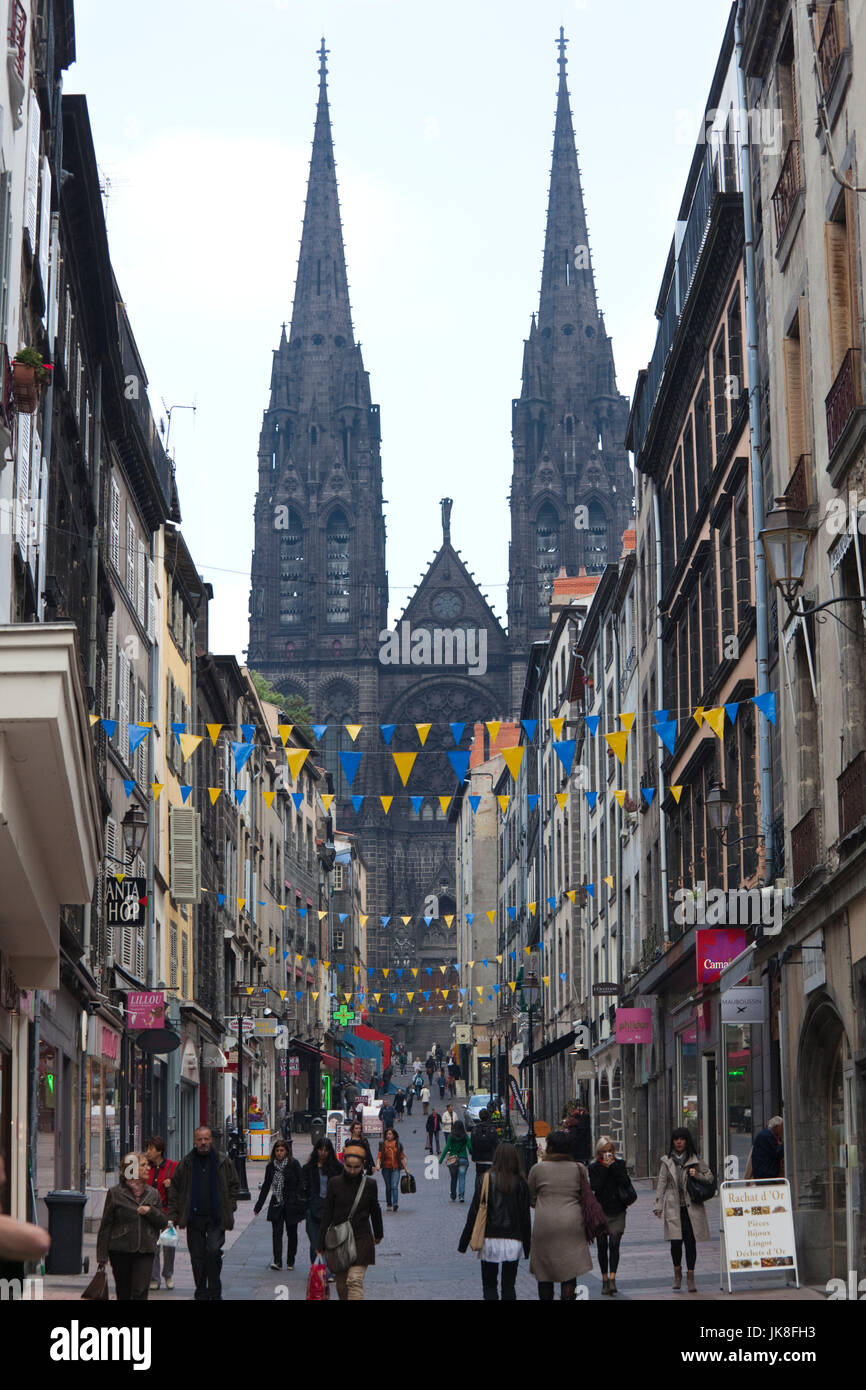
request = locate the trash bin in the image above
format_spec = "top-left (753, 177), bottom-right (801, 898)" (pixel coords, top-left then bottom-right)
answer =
top-left (514, 1137), bottom-right (539, 1176)
top-left (310, 1116), bottom-right (325, 1146)
top-left (44, 1190), bottom-right (88, 1274)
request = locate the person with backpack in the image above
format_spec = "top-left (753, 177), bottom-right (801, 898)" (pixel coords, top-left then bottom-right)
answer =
top-left (440, 1120), bottom-right (472, 1202)
top-left (253, 1139), bottom-right (306, 1271)
top-left (458, 1142), bottom-right (531, 1300)
top-left (318, 1141), bottom-right (383, 1300)
top-left (145, 1136), bottom-right (177, 1290)
top-left (470, 1109), bottom-right (500, 1186)
top-left (653, 1127), bottom-right (715, 1292)
top-left (375, 1127), bottom-right (409, 1211)
top-left (589, 1135), bottom-right (636, 1294)
top-left (425, 1108), bottom-right (442, 1155)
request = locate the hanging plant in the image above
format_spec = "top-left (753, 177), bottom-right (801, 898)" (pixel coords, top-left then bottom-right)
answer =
top-left (12, 348), bottom-right (52, 415)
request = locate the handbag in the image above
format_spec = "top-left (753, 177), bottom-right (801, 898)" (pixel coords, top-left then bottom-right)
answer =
top-left (686, 1168), bottom-right (717, 1204)
top-left (469, 1172), bottom-right (490, 1252)
top-left (578, 1165), bottom-right (609, 1244)
top-left (400, 1172), bottom-right (416, 1195)
top-left (323, 1177), bottom-right (366, 1273)
top-left (81, 1262), bottom-right (109, 1301)
top-left (616, 1175), bottom-right (638, 1209)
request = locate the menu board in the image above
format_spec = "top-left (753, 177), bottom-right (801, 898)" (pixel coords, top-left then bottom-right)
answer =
top-left (719, 1180), bottom-right (799, 1291)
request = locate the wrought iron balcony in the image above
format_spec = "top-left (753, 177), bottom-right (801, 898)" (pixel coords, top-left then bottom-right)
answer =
top-left (7, 1), bottom-right (26, 81)
top-left (783, 453), bottom-right (811, 513)
top-left (826, 348), bottom-right (862, 460)
top-left (817, 0), bottom-right (843, 94)
top-left (838, 750), bottom-right (866, 841)
top-left (772, 140), bottom-right (801, 244)
top-left (790, 806), bottom-right (820, 885)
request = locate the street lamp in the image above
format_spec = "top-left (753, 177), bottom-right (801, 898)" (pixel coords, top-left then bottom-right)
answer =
top-left (121, 803), bottom-right (148, 865)
top-left (760, 500), bottom-right (863, 632)
top-left (706, 781), bottom-right (765, 849)
top-left (523, 972), bottom-right (541, 1168)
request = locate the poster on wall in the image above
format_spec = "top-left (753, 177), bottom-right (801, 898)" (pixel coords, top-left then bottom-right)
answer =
top-left (719, 1180), bottom-right (799, 1292)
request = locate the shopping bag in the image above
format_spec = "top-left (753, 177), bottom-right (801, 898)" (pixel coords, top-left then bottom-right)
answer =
top-left (306, 1258), bottom-right (330, 1301)
top-left (158, 1222), bottom-right (179, 1248)
top-left (81, 1262), bottom-right (109, 1301)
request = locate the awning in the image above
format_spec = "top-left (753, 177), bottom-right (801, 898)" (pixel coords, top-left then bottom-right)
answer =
top-left (518, 1029), bottom-right (575, 1069)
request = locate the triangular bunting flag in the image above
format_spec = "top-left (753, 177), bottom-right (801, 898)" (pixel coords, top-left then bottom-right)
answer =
top-left (345, 723), bottom-right (363, 742)
top-left (380, 795), bottom-right (393, 814)
top-left (619, 712), bottom-right (636, 733)
top-left (276, 723), bottom-right (293, 746)
top-left (89, 713), bottom-right (100, 727)
top-left (753, 692), bottom-right (776, 724)
top-left (497, 795), bottom-right (510, 812)
top-left (521, 719), bottom-right (538, 741)
top-left (291, 791), bottom-right (303, 811)
top-left (447, 750), bottom-right (471, 784)
top-left (586, 883), bottom-right (595, 898)
top-left (604, 731), bottom-right (629, 766)
top-left (410, 796), bottom-right (424, 814)
top-left (393, 751), bottom-right (417, 786)
top-left (653, 709), bottom-right (669, 724)
top-left (311, 724), bottom-right (328, 741)
top-left (235, 789), bottom-right (247, 805)
top-left (449, 722), bottom-right (465, 745)
top-left (552, 739), bottom-right (576, 775)
top-left (401, 915), bottom-right (412, 926)
top-left (263, 790), bottom-right (275, 809)
top-left (501, 746), bottom-right (525, 780)
top-left (122, 778), bottom-right (135, 798)
top-left (170, 722), bottom-right (186, 743)
top-left (217, 893), bottom-right (226, 906)
top-left (656, 719), bottom-right (677, 754)
top-left (641, 787), bottom-right (656, 806)
top-left (237, 898), bottom-right (245, 911)
top-left (507, 906), bottom-right (516, 920)
top-left (468, 795), bottom-right (481, 814)
top-left (555, 791), bottom-right (568, 810)
top-left (693, 706), bottom-right (705, 728)
top-left (380, 723), bottom-right (397, 745)
top-left (486, 721), bottom-right (501, 744)
top-left (415, 722), bottom-right (432, 746)
top-left (724, 702), bottom-right (740, 725)
top-left (566, 890), bottom-right (575, 903)
top-left (351, 795), bottom-right (364, 812)
top-left (439, 796), bottom-right (452, 815)
top-left (528, 902), bottom-right (536, 915)
top-left (670, 785), bottom-right (684, 804)
top-left (180, 785), bottom-right (193, 805)
top-left (444, 915), bottom-right (453, 927)
top-left (320, 793), bottom-right (334, 811)
top-left (209, 787), bottom-right (221, 805)
top-left (486, 909), bottom-right (496, 923)
top-left (604, 875), bottom-right (614, 889)
top-left (613, 790), bottom-right (626, 807)
top-left (232, 741), bottom-right (255, 773)
top-left (286, 749), bottom-right (309, 780)
top-left (179, 733), bottom-right (202, 761)
top-left (151, 782), bottom-right (164, 801)
top-left (703, 707), bottom-right (726, 740)
top-left (585, 714), bottom-right (601, 736)
top-left (207, 722), bottom-right (223, 745)
top-left (381, 916), bottom-right (390, 927)
top-left (585, 791), bottom-right (598, 811)
top-left (240, 723), bottom-right (256, 743)
top-left (128, 724), bottom-right (149, 754)
top-left (100, 719), bottom-right (117, 738)
top-left (339, 750), bottom-right (363, 786)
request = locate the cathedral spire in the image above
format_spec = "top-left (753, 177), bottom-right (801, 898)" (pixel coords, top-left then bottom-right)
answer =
top-left (290, 36), bottom-right (354, 345)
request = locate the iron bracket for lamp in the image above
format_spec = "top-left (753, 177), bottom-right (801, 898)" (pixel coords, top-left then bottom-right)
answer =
top-left (781, 593), bottom-right (864, 636)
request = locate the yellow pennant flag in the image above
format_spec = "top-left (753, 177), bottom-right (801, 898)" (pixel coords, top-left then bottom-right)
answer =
top-left (415, 723), bottom-right (432, 747)
top-left (360, 914), bottom-right (368, 926)
top-left (407, 992), bottom-right (415, 1002)
top-left (604, 731), bottom-right (629, 766)
top-left (508, 981), bottom-right (517, 993)
top-left (440, 965), bottom-right (447, 975)
top-left (279, 990), bottom-right (286, 1000)
top-left (374, 993), bottom-right (381, 1003)
top-left (550, 716), bottom-right (566, 739)
top-left (320, 793), bottom-right (334, 811)
top-left (276, 723), bottom-right (293, 746)
top-left (114, 872), bottom-right (125, 883)
top-left (411, 968), bottom-right (419, 978)
top-left (279, 904), bottom-right (286, 912)
top-left (205, 722), bottom-right (222, 745)
top-left (444, 914), bottom-right (454, 927)
top-left (486, 910), bottom-right (496, 924)
top-left (263, 791), bottom-right (275, 809)
top-left (345, 724), bottom-right (363, 743)
top-left (237, 898), bottom-right (245, 911)
top-left (619, 712), bottom-right (636, 733)
top-left (179, 733), bottom-right (202, 761)
top-left (269, 946), bottom-right (275, 955)
top-left (296, 954), bottom-right (302, 964)
top-left (208, 787), bottom-right (221, 805)
top-left (439, 796), bottom-right (452, 815)
top-left (286, 749), bottom-right (309, 780)
top-left (670, 785), bottom-right (684, 804)
top-left (703, 707), bottom-right (726, 740)
top-left (542, 976), bottom-right (550, 987)
top-left (496, 954), bottom-right (503, 964)
top-left (467, 961), bottom-right (475, 969)
top-left (312, 991), bottom-right (319, 1001)
top-left (380, 795), bottom-right (393, 814)
top-left (323, 961), bottom-right (330, 971)
top-left (392, 752), bottom-right (417, 786)
top-left (693, 706), bottom-right (705, 728)
top-left (398, 1008), bottom-right (404, 1015)
top-left (344, 993), bottom-right (352, 1003)
top-left (151, 782), bottom-right (164, 801)
top-left (567, 890), bottom-right (576, 903)
top-left (353, 965), bottom-right (360, 976)
top-left (476, 986), bottom-right (484, 996)
top-left (501, 746), bottom-right (525, 780)
top-left (556, 792), bottom-right (568, 810)
top-left (497, 795), bottom-right (510, 812)
top-left (528, 901), bottom-right (536, 915)
top-left (613, 790), bottom-right (626, 807)
top-left (604, 875), bottom-right (614, 889)
top-left (318, 910), bottom-right (327, 921)
top-left (382, 968), bottom-right (389, 978)
top-left (442, 989), bottom-right (449, 1000)
top-left (486, 721), bottom-right (501, 744)
top-left (89, 713), bottom-right (100, 727)
top-left (524, 946), bottom-right (532, 956)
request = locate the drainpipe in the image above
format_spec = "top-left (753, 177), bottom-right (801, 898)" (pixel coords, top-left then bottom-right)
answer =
top-left (83, 365), bottom-right (103, 964)
top-left (736, 0), bottom-right (774, 881)
top-left (652, 481), bottom-right (671, 945)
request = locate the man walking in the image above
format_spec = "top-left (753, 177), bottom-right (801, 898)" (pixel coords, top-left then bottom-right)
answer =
top-left (146, 1136), bottom-right (177, 1290)
top-left (380, 1099), bottom-right (397, 1133)
top-left (167, 1126), bottom-right (239, 1301)
top-left (470, 1109), bottom-right (500, 1186)
top-left (441, 1101), bottom-right (457, 1140)
top-left (750, 1117), bottom-right (784, 1179)
top-left (426, 1108), bottom-right (442, 1155)
top-left (420, 1084), bottom-right (431, 1117)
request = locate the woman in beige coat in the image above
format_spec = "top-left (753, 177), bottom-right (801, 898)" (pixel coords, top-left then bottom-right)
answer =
top-left (528, 1130), bottom-right (600, 1300)
top-left (653, 1127), bottom-right (714, 1291)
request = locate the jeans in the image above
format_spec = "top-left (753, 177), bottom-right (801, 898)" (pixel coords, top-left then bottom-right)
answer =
top-left (381, 1168), bottom-right (400, 1208)
top-left (670, 1205), bottom-right (697, 1271)
top-left (449, 1157), bottom-right (469, 1200)
top-left (186, 1218), bottom-right (226, 1300)
top-left (481, 1259), bottom-right (518, 1301)
top-left (334, 1263), bottom-right (366, 1300)
top-left (270, 1211), bottom-right (300, 1266)
top-left (151, 1240), bottom-right (176, 1285)
top-left (597, 1232), bottom-right (623, 1275)
top-left (537, 1279), bottom-right (577, 1301)
top-left (109, 1252), bottom-right (153, 1301)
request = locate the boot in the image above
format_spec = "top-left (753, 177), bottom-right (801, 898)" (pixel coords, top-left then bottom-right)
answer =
top-left (608, 1275), bottom-right (618, 1295)
top-left (672, 1266), bottom-right (682, 1290)
top-left (601, 1275), bottom-right (610, 1295)
top-left (687, 1270), bottom-right (697, 1293)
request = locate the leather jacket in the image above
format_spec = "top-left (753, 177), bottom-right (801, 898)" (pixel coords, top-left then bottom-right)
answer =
top-left (458, 1173), bottom-right (531, 1255)
top-left (471, 1122), bottom-right (500, 1165)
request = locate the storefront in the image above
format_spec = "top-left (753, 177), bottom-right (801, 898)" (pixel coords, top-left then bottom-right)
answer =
top-left (84, 1014), bottom-right (123, 1226)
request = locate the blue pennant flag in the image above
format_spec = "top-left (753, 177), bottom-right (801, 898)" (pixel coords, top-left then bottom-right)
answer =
top-left (351, 795), bottom-right (365, 812)
top-left (507, 906), bottom-right (516, 920)
top-left (309, 958), bottom-right (317, 967)
top-left (537, 941), bottom-right (545, 951)
top-left (724, 702), bottom-right (740, 725)
top-left (311, 723), bottom-right (328, 741)
top-left (128, 724), bottom-right (149, 754)
top-left (381, 916), bottom-right (390, 927)
top-left (240, 722), bottom-right (256, 743)
top-left (380, 723), bottom-right (397, 745)
top-left (521, 719), bottom-right (538, 742)
top-left (298, 908), bottom-right (306, 918)
top-left (547, 896), bottom-right (556, 909)
top-left (218, 893), bottom-right (226, 906)
top-left (459, 988), bottom-right (467, 998)
top-left (235, 789), bottom-right (246, 805)
top-left (552, 739), bottom-right (576, 776)
top-left (447, 750), bottom-right (471, 784)
top-left (585, 715), bottom-right (601, 736)
top-left (560, 972), bottom-right (567, 981)
top-left (232, 740), bottom-right (255, 773)
top-left (753, 692), bottom-right (776, 724)
top-left (338, 913), bottom-right (347, 923)
top-left (336, 964), bottom-right (344, 974)
top-left (494, 984), bottom-right (500, 994)
top-left (180, 785), bottom-right (193, 804)
top-left (423, 915), bottom-right (432, 926)
top-left (122, 778), bottom-right (135, 798)
top-left (466, 914), bottom-right (474, 926)
top-left (655, 719), bottom-right (677, 755)
top-left (170, 722), bottom-right (186, 743)
top-left (449, 722), bottom-right (465, 745)
top-left (468, 795), bottom-right (481, 814)
top-left (339, 750), bottom-right (363, 787)
top-left (586, 883), bottom-right (595, 898)
top-left (482, 958), bottom-right (489, 967)
top-left (527, 794), bottom-right (540, 812)
top-left (100, 718), bottom-right (117, 739)
top-left (585, 791), bottom-right (598, 811)
top-left (390, 992), bottom-right (397, 1002)
top-left (642, 787), bottom-right (656, 806)
top-left (258, 900), bottom-right (266, 907)
top-left (296, 990), bottom-right (303, 1000)
top-left (396, 969), bottom-right (404, 978)
top-left (410, 796), bottom-right (424, 814)
top-left (423, 991), bottom-right (430, 1001)
top-left (653, 709), bottom-right (670, 724)
top-left (291, 791), bottom-right (303, 810)
top-left (509, 950), bottom-right (516, 961)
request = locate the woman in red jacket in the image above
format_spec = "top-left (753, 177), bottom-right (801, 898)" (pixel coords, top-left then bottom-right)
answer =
top-left (146, 1136), bottom-right (177, 1291)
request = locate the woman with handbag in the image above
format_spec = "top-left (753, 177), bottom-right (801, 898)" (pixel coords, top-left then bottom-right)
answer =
top-left (318, 1141), bottom-right (383, 1301)
top-left (254, 1139), bottom-right (306, 1271)
top-left (528, 1130), bottom-right (608, 1301)
top-left (439, 1120), bottom-right (472, 1202)
top-left (588, 1135), bottom-right (636, 1295)
top-left (375, 1127), bottom-right (408, 1212)
top-left (653, 1127), bottom-right (715, 1292)
top-left (96, 1153), bottom-right (168, 1300)
top-left (457, 1142), bottom-right (530, 1300)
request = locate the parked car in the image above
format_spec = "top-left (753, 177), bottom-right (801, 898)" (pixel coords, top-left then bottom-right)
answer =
top-left (463, 1093), bottom-right (496, 1130)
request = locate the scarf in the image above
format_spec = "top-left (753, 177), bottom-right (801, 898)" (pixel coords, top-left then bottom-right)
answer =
top-left (672, 1151), bottom-right (690, 1199)
top-left (190, 1148), bottom-right (220, 1220)
top-left (271, 1157), bottom-right (288, 1206)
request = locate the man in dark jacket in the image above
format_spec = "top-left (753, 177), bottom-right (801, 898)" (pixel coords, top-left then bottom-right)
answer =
top-left (425, 1108), bottom-right (442, 1154)
top-left (751, 1117), bottom-right (784, 1179)
top-left (471, 1111), bottom-right (500, 1183)
top-left (318, 1142), bottom-right (383, 1300)
top-left (167, 1127), bottom-right (239, 1301)
top-left (379, 1100), bottom-right (397, 1132)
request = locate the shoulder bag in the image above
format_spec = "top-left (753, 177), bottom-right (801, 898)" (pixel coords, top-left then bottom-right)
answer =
top-left (324, 1178), bottom-right (367, 1273)
top-left (578, 1164), bottom-right (609, 1244)
top-left (615, 1168), bottom-right (638, 1208)
top-left (469, 1172), bottom-right (490, 1251)
top-left (686, 1168), bottom-right (717, 1204)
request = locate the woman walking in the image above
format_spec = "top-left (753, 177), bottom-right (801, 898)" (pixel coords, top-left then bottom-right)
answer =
top-left (253, 1139), bottom-right (305, 1271)
top-left (375, 1127), bottom-right (409, 1212)
top-left (654, 1127), bottom-right (714, 1291)
top-left (96, 1153), bottom-right (167, 1300)
top-left (458, 1142), bottom-right (531, 1300)
top-left (528, 1130), bottom-right (607, 1301)
top-left (347, 1122), bottom-right (375, 1174)
top-left (302, 1139), bottom-right (342, 1266)
top-left (439, 1120), bottom-right (472, 1202)
top-left (318, 1142), bottom-right (383, 1301)
top-left (394, 1089), bottom-right (405, 1121)
top-left (588, 1136), bottom-right (636, 1294)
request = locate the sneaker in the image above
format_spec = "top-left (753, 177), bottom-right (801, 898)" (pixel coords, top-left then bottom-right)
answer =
top-left (269, 1261), bottom-right (282, 1270)
top-left (165, 1277), bottom-right (174, 1290)
top-left (149, 1279), bottom-right (159, 1290)
top-left (386, 1204), bottom-right (392, 1211)
top-left (286, 1264), bottom-right (294, 1272)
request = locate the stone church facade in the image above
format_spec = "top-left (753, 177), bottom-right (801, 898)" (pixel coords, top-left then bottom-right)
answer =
top-left (248, 34), bottom-right (633, 973)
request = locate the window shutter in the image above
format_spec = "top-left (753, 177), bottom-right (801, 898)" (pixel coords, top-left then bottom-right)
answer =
top-left (37, 156), bottom-right (51, 305)
top-left (106, 611), bottom-right (117, 717)
top-left (118, 651), bottom-right (129, 763)
top-left (14, 410), bottom-right (31, 556)
top-left (825, 219), bottom-right (853, 378)
top-left (845, 186), bottom-right (861, 344)
top-left (170, 922), bottom-right (178, 988)
top-left (0, 172), bottom-right (13, 341)
top-left (126, 514), bottom-right (135, 596)
top-left (782, 335), bottom-right (807, 467)
top-left (166, 673), bottom-right (175, 773)
top-left (104, 816), bottom-right (118, 959)
top-left (109, 477), bottom-right (120, 570)
top-left (24, 96), bottom-right (40, 251)
top-left (137, 684), bottom-right (148, 787)
top-left (146, 557), bottom-right (155, 640)
top-left (30, 424), bottom-right (43, 579)
top-left (170, 805), bottom-right (201, 903)
top-left (136, 538), bottom-right (146, 626)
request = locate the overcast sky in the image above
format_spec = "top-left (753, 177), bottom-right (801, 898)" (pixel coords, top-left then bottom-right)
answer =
top-left (67, 0), bottom-right (734, 658)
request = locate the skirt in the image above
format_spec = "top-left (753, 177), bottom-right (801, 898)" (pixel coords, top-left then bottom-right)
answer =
top-left (603, 1209), bottom-right (627, 1236)
top-left (480, 1237), bottom-right (522, 1263)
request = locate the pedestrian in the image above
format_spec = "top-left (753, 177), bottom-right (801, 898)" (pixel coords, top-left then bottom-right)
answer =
top-left (97, 1153), bottom-right (167, 1301)
top-left (253, 1139), bottom-right (305, 1271)
top-left (441, 1100), bottom-right (457, 1138)
top-left (437, 1069), bottom-right (447, 1099)
top-left (318, 1142), bottom-right (383, 1300)
top-left (426, 1056), bottom-right (436, 1088)
top-left (145, 1135), bottom-right (177, 1291)
top-left (0, 1152), bottom-right (50, 1272)
top-left (747, 1116), bottom-right (784, 1180)
top-left (562, 1105), bottom-right (592, 1164)
top-left (382, 1064), bottom-right (394, 1091)
top-left (425, 1108), bottom-right (442, 1155)
top-left (589, 1135), bottom-right (636, 1295)
top-left (440, 1120), bottom-right (472, 1202)
top-left (347, 1121), bottom-right (375, 1174)
top-left (375, 1126), bottom-right (409, 1211)
top-left (380, 1099), bottom-right (397, 1132)
top-left (528, 1129), bottom-right (607, 1301)
top-left (167, 1126), bottom-right (239, 1302)
top-left (302, 1138), bottom-right (342, 1266)
top-left (394, 1090), bottom-right (405, 1120)
top-left (653, 1127), bottom-right (715, 1292)
top-left (458, 1142), bottom-right (531, 1300)
top-left (470, 1108), bottom-right (500, 1186)
top-left (405, 1086), bottom-right (415, 1117)
top-left (414, 1072), bottom-right (423, 1097)
top-left (421, 1084), bottom-right (431, 1116)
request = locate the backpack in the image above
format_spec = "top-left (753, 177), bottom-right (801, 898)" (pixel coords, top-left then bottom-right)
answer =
top-left (323, 1178), bottom-right (366, 1273)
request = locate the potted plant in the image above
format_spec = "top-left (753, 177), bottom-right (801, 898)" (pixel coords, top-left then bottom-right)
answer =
top-left (12, 348), bottom-right (53, 414)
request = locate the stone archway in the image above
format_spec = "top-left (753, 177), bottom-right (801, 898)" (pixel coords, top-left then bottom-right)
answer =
top-left (796, 996), bottom-right (851, 1282)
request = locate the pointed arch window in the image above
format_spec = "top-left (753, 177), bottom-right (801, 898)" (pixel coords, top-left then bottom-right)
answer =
top-left (585, 502), bottom-right (609, 575)
top-left (326, 509), bottom-right (351, 623)
top-left (536, 503), bottom-right (561, 617)
top-left (279, 510), bottom-right (304, 625)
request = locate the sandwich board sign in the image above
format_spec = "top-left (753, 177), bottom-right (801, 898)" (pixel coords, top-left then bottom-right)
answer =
top-left (719, 1180), bottom-right (799, 1292)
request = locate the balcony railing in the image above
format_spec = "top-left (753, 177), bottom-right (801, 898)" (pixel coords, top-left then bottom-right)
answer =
top-left (826, 348), bottom-right (862, 459)
top-left (0, 343), bottom-right (14, 435)
top-left (817, 0), bottom-right (843, 93)
top-left (7, 2), bottom-right (26, 81)
top-left (772, 140), bottom-right (801, 243)
top-left (838, 750), bottom-right (866, 840)
top-left (783, 453), bottom-right (811, 512)
top-left (790, 806), bottom-right (820, 885)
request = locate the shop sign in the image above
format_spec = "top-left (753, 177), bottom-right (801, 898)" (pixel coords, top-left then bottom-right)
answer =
top-left (231, 986), bottom-right (269, 1008)
top-left (592, 982), bottom-right (620, 996)
top-left (251, 1017), bottom-right (278, 1037)
top-left (720, 1180), bottom-right (799, 1292)
top-left (127, 990), bottom-right (165, 1029)
top-left (802, 930), bottom-right (825, 994)
top-left (572, 1060), bottom-right (595, 1079)
top-left (288, 1055), bottom-right (300, 1075)
top-left (721, 986), bottom-right (764, 1024)
top-left (615, 1008), bottom-right (652, 1044)
top-left (101, 1026), bottom-right (120, 1062)
top-left (696, 929), bottom-right (746, 984)
top-left (510, 1043), bottom-right (524, 1066)
top-left (225, 1016), bottom-right (254, 1033)
top-left (106, 878), bottom-right (147, 925)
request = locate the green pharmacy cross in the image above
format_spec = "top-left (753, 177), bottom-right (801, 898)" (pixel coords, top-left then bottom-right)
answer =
top-left (332, 1005), bottom-right (356, 1027)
